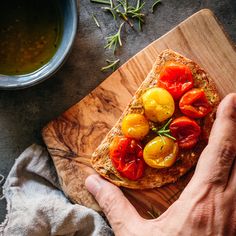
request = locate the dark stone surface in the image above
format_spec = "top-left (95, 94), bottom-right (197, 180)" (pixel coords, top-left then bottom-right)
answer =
top-left (0, 0), bottom-right (235, 223)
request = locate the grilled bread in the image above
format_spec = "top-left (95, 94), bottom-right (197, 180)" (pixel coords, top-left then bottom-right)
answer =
top-left (91, 49), bottom-right (220, 189)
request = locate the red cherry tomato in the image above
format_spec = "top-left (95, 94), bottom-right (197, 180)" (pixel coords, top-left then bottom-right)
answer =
top-left (157, 62), bottom-right (194, 100)
top-left (170, 116), bottom-right (201, 149)
top-left (179, 88), bottom-right (212, 118)
top-left (109, 137), bottom-right (145, 180)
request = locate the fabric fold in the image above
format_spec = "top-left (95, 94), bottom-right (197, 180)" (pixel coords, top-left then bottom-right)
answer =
top-left (0, 144), bottom-right (113, 236)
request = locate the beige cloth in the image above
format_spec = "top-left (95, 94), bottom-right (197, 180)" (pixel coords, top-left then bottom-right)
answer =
top-left (0, 144), bottom-right (113, 236)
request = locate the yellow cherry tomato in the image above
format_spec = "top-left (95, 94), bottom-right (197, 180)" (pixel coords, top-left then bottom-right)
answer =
top-left (143, 136), bottom-right (178, 168)
top-left (142, 88), bottom-right (175, 122)
top-left (121, 114), bottom-right (149, 140)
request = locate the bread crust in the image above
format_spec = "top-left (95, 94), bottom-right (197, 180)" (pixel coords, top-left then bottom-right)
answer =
top-left (91, 49), bottom-right (220, 189)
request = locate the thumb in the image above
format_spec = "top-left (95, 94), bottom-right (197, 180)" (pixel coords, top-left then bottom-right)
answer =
top-left (85, 174), bottom-right (141, 232)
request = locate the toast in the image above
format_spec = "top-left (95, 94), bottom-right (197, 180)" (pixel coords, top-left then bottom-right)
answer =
top-left (91, 49), bottom-right (220, 189)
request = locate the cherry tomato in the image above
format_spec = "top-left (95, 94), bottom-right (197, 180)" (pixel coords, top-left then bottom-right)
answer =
top-left (179, 88), bottom-right (212, 118)
top-left (142, 87), bottom-right (175, 123)
top-left (143, 136), bottom-right (178, 168)
top-left (121, 114), bottom-right (149, 140)
top-left (170, 116), bottom-right (201, 149)
top-left (157, 62), bottom-right (194, 100)
top-left (109, 136), bottom-right (145, 180)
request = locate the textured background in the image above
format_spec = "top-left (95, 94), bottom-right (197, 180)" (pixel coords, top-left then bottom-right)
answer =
top-left (0, 0), bottom-right (235, 223)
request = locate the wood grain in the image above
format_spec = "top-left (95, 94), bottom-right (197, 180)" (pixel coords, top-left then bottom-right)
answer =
top-left (42, 9), bottom-right (236, 219)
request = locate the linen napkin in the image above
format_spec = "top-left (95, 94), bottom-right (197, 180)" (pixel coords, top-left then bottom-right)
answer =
top-left (0, 144), bottom-right (113, 236)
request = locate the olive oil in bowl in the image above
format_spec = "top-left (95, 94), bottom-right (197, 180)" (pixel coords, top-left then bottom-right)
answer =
top-left (0, 0), bottom-right (62, 75)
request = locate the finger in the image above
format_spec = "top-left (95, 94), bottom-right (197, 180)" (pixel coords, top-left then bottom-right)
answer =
top-left (184, 93), bottom-right (236, 192)
top-left (85, 175), bottom-right (141, 232)
top-left (226, 158), bottom-right (236, 191)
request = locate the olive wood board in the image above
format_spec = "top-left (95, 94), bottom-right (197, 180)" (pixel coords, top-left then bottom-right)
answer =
top-left (42, 9), bottom-right (236, 219)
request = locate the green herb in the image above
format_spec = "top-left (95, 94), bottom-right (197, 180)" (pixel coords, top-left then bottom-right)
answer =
top-left (90, 0), bottom-right (111, 5)
top-left (92, 14), bottom-right (101, 28)
top-left (102, 7), bottom-right (116, 20)
top-left (101, 59), bottom-right (120, 71)
top-left (115, 0), bottom-right (145, 30)
top-left (110, 0), bottom-right (114, 8)
top-left (127, 0), bottom-right (145, 31)
top-left (151, 0), bottom-right (161, 13)
top-left (102, 3), bottom-right (121, 20)
top-left (147, 206), bottom-right (161, 219)
top-left (90, 0), bottom-right (163, 71)
top-left (152, 118), bottom-right (176, 143)
top-left (104, 22), bottom-right (124, 52)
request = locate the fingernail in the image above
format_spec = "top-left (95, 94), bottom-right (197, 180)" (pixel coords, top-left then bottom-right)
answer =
top-left (85, 175), bottom-right (102, 196)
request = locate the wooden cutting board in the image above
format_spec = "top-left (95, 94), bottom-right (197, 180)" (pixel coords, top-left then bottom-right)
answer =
top-left (42, 9), bottom-right (236, 219)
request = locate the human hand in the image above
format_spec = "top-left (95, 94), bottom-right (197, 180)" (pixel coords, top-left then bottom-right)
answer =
top-left (85, 93), bottom-right (236, 236)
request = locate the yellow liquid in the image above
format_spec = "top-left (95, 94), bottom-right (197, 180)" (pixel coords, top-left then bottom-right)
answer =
top-left (0, 0), bottom-right (62, 75)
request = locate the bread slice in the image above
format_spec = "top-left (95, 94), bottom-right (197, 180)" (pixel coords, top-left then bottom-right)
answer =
top-left (91, 49), bottom-right (220, 189)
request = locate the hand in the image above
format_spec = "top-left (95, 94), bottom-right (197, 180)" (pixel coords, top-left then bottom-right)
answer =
top-left (85, 93), bottom-right (236, 236)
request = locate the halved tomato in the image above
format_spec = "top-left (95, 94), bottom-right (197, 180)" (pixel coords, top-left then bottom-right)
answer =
top-left (179, 88), bottom-right (212, 118)
top-left (170, 116), bottom-right (201, 149)
top-left (157, 62), bottom-right (194, 100)
top-left (109, 137), bottom-right (145, 180)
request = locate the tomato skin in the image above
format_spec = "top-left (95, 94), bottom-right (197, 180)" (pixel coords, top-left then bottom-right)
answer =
top-left (143, 136), bottom-right (178, 169)
top-left (179, 88), bottom-right (212, 118)
top-left (121, 114), bottom-right (149, 140)
top-left (170, 116), bottom-right (201, 149)
top-left (109, 137), bottom-right (145, 180)
top-left (157, 62), bottom-right (194, 100)
top-left (142, 87), bottom-right (175, 122)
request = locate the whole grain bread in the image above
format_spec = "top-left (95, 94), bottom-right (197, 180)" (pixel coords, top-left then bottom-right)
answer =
top-left (91, 49), bottom-right (220, 189)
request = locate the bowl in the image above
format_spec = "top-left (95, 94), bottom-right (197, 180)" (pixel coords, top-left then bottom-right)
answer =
top-left (0, 0), bottom-right (78, 89)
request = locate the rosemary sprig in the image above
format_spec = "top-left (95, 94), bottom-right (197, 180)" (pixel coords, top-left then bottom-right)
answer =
top-left (104, 22), bottom-right (124, 52)
top-left (115, 0), bottom-right (145, 30)
top-left (151, 0), bottom-right (161, 13)
top-left (126, 0), bottom-right (145, 31)
top-left (90, 0), bottom-right (111, 5)
top-left (115, 0), bottom-right (133, 28)
top-left (101, 59), bottom-right (120, 72)
top-left (90, 0), bottom-right (163, 72)
top-left (152, 118), bottom-right (176, 142)
top-left (92, 14), bottom-right (101, 28)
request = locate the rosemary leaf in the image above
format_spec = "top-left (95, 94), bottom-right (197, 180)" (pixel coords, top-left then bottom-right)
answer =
top-left (152, 118), bottom-right (176, 141)
top-left (110, 0), bottom-right (114, 8)
top-left (151, 0), bottom-right (161, 13)
top-left (136, 0), bottom-right (141, 9)
top-left (102, 6), bottom-right (117, 20)
top-left (162, 118), bottom-right (173, 130)
top-left (147, 211), bottom-right (156, 219)
top-left (101, 59), bottom-right (120, 72)
top-left (90, 0), bottom-right (111, 5)
top-left (147, 206), bottom-right (161, 219)
top-left (163, 133), bottom-right (176, 141)
top-left (158, 129), bottom-right (169, 134)
top-left (92, 14), bottom-right (101, 28)
top-left (159, 134), bottom-right (166, 145)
